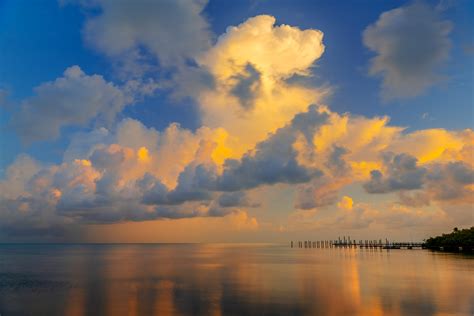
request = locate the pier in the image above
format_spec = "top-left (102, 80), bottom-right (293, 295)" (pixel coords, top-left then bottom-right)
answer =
top-left (291, 236), bottom-right (424, 249)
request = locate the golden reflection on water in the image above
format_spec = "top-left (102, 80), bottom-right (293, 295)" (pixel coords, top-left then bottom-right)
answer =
top-left (0, 244), bottom-right (472, 315)
top-left (64, 286), bottom-right (85, 316)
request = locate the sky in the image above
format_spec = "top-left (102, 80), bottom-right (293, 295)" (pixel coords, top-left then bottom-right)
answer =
top-left (0, 0), bottom-right (472, 242)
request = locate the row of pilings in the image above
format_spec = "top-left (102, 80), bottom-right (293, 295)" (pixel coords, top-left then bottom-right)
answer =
top-left (291, 237), bottom-right (425, 249)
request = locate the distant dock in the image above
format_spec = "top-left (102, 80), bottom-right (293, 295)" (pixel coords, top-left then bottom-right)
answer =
top-left (291, 237), bottom-right (424, 250)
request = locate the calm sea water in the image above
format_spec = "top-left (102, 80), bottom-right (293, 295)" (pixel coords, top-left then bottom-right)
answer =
top-left (0, 244), bottom-right (472, 315)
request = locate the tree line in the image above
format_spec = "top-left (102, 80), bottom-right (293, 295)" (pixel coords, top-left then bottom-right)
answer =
top-left (424, 227), bottom-right (474, 252)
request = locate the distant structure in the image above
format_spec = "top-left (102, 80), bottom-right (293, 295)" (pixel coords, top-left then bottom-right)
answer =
top-left (290, 236), bottom-right (424, 249)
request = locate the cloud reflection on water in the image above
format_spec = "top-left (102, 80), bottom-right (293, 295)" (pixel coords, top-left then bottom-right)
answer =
top-left (0, 244), bottom-right (472, 315)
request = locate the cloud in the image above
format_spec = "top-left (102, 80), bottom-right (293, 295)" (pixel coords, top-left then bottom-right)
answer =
top-left (138, 105), bottom-right (330, 201)
top-left (0, 156), bottom-right (72, 237)
top-left (216, 105), bottom-right (327, 191)
top-left (0, 105), bottom-right (324, 230)
top-left (200, 15), bottom-right (324, 80)
top-left (2, 11), bottom-right (473, 237)
top-left (218, 191), bottom-right (259, 208)
top-left (64, 118), bottom-right (233, 188)
top-left (77, 0), bottom-right (211, 70)
top-left (0, 154), bottom-right (40, 199)
top-left (0, 117), bottom-right (239, 230)
top-left (334, 205), bottom-right (375, 229)
top-left (63, 127), bottom-right (111, 162)
top-left (11, 66), bottom-right (129, 143)
top-left (325, 146), bottom-right (351, 176)
top-left (424, 161), bottom-right (474, 202)
top-left (374, 204), bottom-right (448, 230)
top-left (291, 200), bottom-right (448, 231)
top-left (4, 97), bottom-right (473, 237)
top-left (364, 153), bottom-right (427, 193)
top-left (438, 204), bottom-right (474, 227)
top-left (63, 13), bottom-right (329, 157)
top-left (364, 152), bottom-right (474, 205)
top-left (196, 15), bottom-right (329, 156)
top-left (226, 210), bottom-right (259, 231)
top-left (288, 201), bottom-right (376, 231)
top-left (1, 103), bottom-right (473, 237)
top-left (363, 2), bottom-right (452, 99)
top-left (229, 63), bottom-right (262, 109)
top-left (388, 128), bottom-right (467, 164)
top-left (294, 176), bottom-right (350, 210)
top-left (63, 0), bottom-right (213, 105)
top-left (338, 196), bottom-right (354, 210)
top-left (141, 164), bottom-right (216, 206)
top-left (397, 191), bottom-right (431, 208)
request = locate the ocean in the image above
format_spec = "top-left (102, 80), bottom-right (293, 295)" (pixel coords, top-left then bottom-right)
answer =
top-left (0, 243), bottom-right (472, 315)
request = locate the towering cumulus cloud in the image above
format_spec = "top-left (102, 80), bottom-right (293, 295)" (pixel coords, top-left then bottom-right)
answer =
top-left (196, 15), bottom-right (328, 155)
top-left (363, 2), bottom-right (452, 99)
top-left (1, 3), bottom-right (472, 241)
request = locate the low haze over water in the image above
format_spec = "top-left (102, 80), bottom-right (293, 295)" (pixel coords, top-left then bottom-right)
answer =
top-left (0, 244), bottom-right (472, 315)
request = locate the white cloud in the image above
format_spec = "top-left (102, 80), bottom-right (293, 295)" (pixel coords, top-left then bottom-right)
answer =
top-left (196, 15), bottom-right (328, 155)
top-left (363, 2), bottom-right (452, 99)
top-left (199, 15), bottom-right (324, 80)
top-left (11, 66), bottom-right (129, 143)
top-left (75, 0), bottom-right (211, 76)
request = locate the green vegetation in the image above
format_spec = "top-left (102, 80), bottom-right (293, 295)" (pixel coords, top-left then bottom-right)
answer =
top-left (424, 227), bottom-right (474, 252)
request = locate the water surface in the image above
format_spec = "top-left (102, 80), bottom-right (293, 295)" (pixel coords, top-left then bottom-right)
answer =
top-left (0, 244), bottom-right (472, 315)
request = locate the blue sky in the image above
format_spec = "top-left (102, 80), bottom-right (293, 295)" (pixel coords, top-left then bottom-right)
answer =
top-left (0, 0), bottom-right (472, 242)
